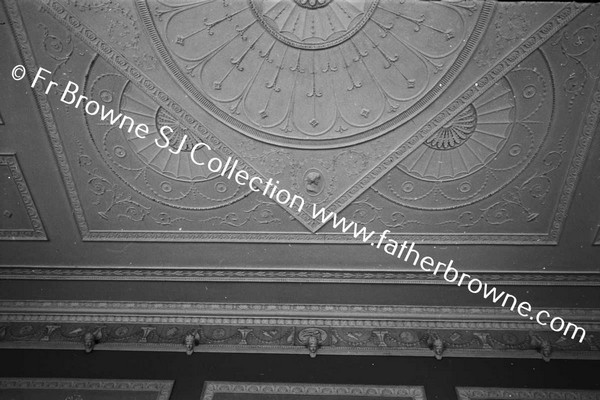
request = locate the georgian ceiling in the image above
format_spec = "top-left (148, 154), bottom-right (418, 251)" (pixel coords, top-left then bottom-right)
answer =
top-left (0, 0), bottom-right (599, 269)
top-left (0, 0), bottom-right (600, 360)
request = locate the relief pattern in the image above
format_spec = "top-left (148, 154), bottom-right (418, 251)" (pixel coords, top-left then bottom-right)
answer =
top-left (0, 301), bottom-right (598, 360)
top-left (456, 388), bottom-right (600, 400)
top-left (4, 0), bottom-right (599, 244)
top-left (1, 267), bottom-right (600, 285)
top-left (144, 0), bottom-right (484, 147)
top-left (201, 382), bottom-right (425, 400)
top-left (0, 155), bottom-right (47, 240)
top-left (0, 378), bottom-right (173, 400)
top-left (356, 50), bottom-right (559, 235)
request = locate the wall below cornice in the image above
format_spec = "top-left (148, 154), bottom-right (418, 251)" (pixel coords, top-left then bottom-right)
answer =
top-left (2, 350), bottom-right (600, 400)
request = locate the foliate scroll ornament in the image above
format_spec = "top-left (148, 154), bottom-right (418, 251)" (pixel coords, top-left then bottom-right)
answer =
top-left (253, 328), bottom-right (295, 345)
top-left (529, 331), bottom-right (552, 362)
top-left (473, 4), bottom-right (530, 68)
top-left (65, 0), bottom-right (158, 70)
top-left (332, 328), bottom-right (376, 347)
top-left (485, 332), bottom-right (535, 352)
top-left (39, 22), bottom-right (73, 66)
top-left (550, 19), bottom-right (599, 112)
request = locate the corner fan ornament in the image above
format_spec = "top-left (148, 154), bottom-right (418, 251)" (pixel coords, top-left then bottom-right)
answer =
top-left (145, 0), bottom-right (478, 148)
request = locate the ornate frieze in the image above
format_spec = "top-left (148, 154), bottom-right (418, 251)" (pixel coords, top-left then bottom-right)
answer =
top-left (0, 301), bottom-right (598, 360)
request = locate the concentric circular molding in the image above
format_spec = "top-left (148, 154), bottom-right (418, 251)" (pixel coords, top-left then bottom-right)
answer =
top-left (249, 0), bottom-right (379, 50)
top-left (137, 0), bottom-right (494, 148)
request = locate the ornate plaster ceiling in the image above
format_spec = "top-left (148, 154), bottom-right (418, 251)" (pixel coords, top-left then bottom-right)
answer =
top-left (1, 0), bottom-right (600, 360)
top-left (1, 0), bottom-right (598, 247)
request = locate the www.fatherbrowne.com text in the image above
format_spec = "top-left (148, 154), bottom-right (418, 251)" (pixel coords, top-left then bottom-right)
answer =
top-left (13, 64), bottom-right (587, 343)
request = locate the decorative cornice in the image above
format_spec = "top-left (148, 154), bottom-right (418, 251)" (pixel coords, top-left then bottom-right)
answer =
top-left (0, 301), bottom-right (598, 359)
top-left (0, 266), bottom-right (599, 286)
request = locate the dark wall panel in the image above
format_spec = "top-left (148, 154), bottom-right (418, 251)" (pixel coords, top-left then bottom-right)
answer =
top-left (2, 350), bottom-right (599, 400)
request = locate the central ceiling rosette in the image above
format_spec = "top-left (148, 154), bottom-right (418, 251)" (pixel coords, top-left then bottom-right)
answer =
top-left (250, 0), bottom-right (377, 49)
top-left (143, 0), bottom-right (485, 148)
